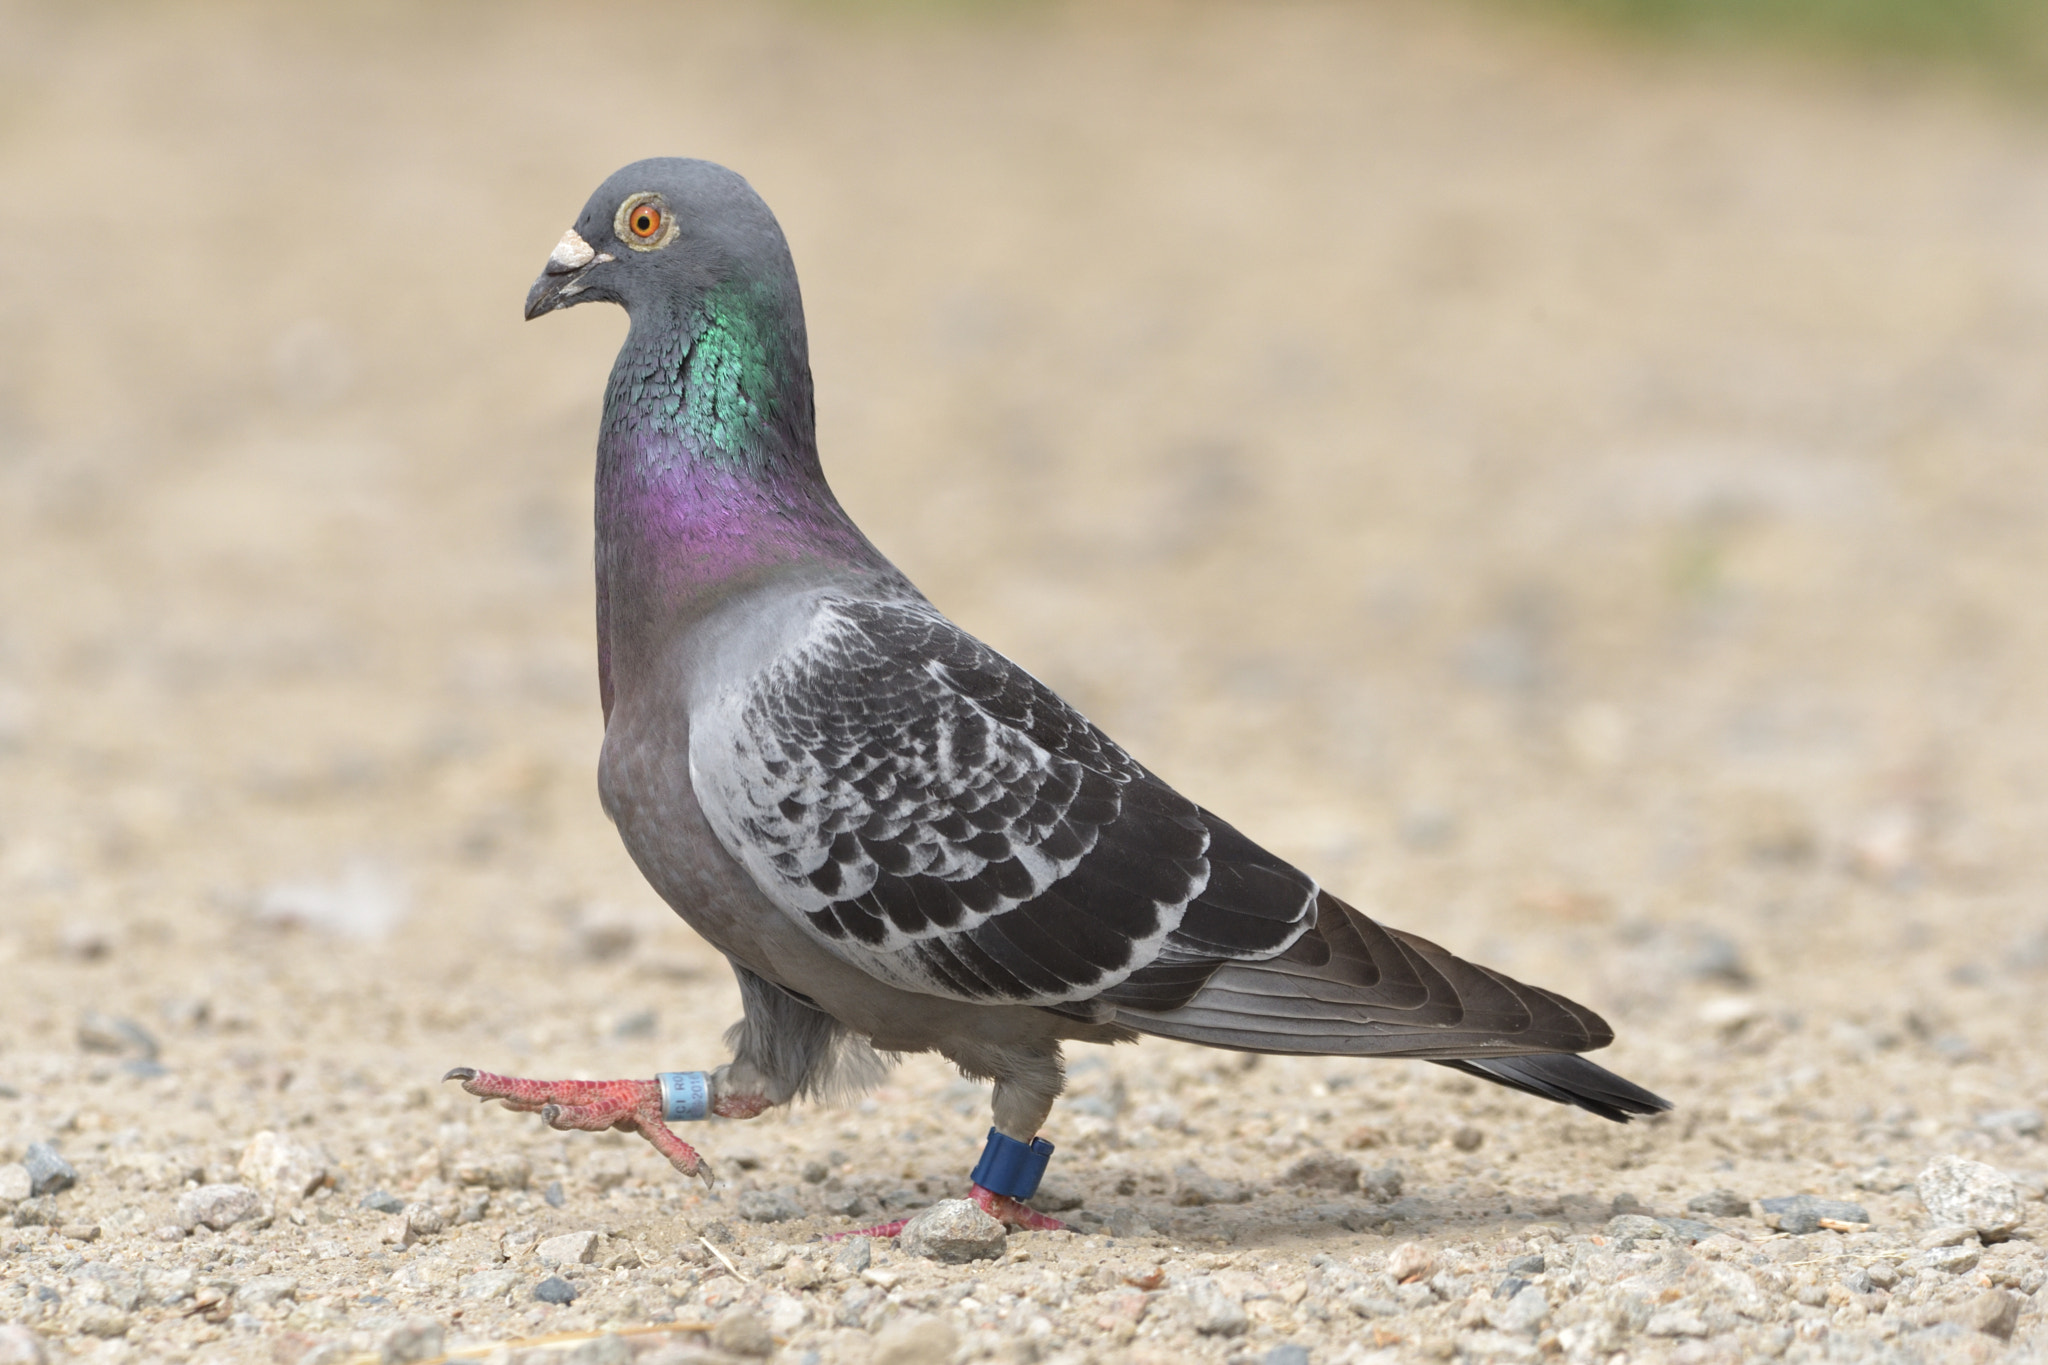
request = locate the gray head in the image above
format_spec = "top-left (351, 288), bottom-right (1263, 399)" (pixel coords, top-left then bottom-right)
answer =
top-left (524, 158), bottom-right (798, 323)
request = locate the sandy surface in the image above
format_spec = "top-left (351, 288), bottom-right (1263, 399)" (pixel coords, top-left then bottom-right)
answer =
top-left (5, 2), bottom-right (2048, 1362)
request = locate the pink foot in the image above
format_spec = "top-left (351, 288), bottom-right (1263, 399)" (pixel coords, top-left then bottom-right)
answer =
top-left (443, 1066), bottom-right (760, 1185)
top-left (829, 1182), bottom-right (1070, 1239)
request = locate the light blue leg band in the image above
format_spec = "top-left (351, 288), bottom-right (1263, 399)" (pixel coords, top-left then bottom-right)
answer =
top-left (658, 1071), bottom-right (711, 1122)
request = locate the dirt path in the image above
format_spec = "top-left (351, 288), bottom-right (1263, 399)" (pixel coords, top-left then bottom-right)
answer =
top-left (4, 3), bottom-right (2048, 1362)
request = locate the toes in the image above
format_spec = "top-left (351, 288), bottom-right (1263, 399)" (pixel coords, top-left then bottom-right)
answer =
top-left (442, 1066), bottom-right (477, 1084)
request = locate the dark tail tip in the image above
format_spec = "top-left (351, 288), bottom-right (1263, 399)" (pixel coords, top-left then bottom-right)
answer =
top-left (1435, 1054), bottom-right (1671, 1124)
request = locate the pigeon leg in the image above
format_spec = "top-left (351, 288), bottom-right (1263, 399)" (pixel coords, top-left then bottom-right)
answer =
top-left (442, 1067), bottom-right (772, 1184)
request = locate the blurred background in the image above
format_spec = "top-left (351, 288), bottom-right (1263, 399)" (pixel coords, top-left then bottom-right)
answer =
top-left (5, 0), bottom-right (2048, 1271)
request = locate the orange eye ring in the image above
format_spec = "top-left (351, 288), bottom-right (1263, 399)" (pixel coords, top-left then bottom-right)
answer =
top-left (629, 204), bottom-right (662, 239)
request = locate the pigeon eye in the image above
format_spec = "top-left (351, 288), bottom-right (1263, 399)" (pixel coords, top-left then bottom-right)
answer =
top-left (615, 193), bottom-right (676, 251)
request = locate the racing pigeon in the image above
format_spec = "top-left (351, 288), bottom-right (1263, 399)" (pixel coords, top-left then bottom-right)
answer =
top-left (447, 158), bottom-right (1668, 1233)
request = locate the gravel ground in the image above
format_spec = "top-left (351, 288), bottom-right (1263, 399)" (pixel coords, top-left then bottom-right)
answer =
top-left (5, 3), bottom-right (2048, 1363)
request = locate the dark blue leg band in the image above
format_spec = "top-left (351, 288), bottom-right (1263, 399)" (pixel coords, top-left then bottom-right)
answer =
top-left (970, 1127), bottom-right (1054, 1199)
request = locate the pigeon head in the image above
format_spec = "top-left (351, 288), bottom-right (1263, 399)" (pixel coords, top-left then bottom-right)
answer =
top-left (524, 158), bottom-right (796, 323)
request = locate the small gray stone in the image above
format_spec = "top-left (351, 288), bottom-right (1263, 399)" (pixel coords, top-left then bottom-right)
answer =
top-left (1644, 1310), bottom-right (1707, 1338)
top-left (898, 1198), bottom-right (1005, 1262)
top-left (235, 1274), bottom-right (299, 1309)
top-left (378, 1317), bottom-right (444, 1364)
top-left (1654, 1216), bottom-right (1721, 1244)
top-left (1345, 1293), bottom-right (1401, 1318)
top-left (458, 1270), bottom-right (519, 1300)
top-left (533, 1275), bottom-right (577, 1304)
top-left (832, 1236), bottom-right (871, 1275)
top-left (536, 1230), bottom-right (599, 1266)
top-left (1918, 1155), bottom-right (2023, 1239)
top-left (871, 1316), bottom-right (957, 1365)
top-left (562, 1335), bottom-right (632, 1365)
top-left (176, 1183), bottom-right (263, 1231)
top-left (0, 1165), bottom-right (29, 1205)
top-left (710, 1310), bottom-right (773, 1358)
top-left (0, 1325), bottom-right (46, 1365)
top-left (1954, 1288), bottom-right (2021, 1340)
top-left (22, 1144), bottom-right (74, 1197)
top-left (1361, 1165), bottom-right (1404, 1201)
top-left (1977, 1109), bottom-right (2044, 1138)
top-left (822, 1187), bottom-right (870, 1217)
top-left (1920, 1225), bottom-right (1979, 1248)
top-left (1757, 1194), bottom-right (1868, 1234)
top-left (1506, 1254), bottom-right (1545, 1275)
top-left (1686, 1188), bottom-right (1751, 1219)
top-left (1172, 1162), bottom-right (1251, 1206)
top-left (1490, 1284), bottom-right (1548, 1335)
top-left (1285, 1152), bottom-right (1361, 1191)
top-left (1187, 1278), bottom-right (1250, 1336)
top-left (1264, 1346), bottom-right (1311, 1365)
top-left (77, 1012), bottom-right (159, 1061)
top-left (801, 1160), bottom-right (830, 1184)
top-left (359, 1189), bottom-right (404, 1215)
top-left (1921, 1244), bottom-right (1982, 1275)
top-left (737, 1189), bottom-right (802, 1223)
top-left (1607, 1214), bottom-right (1666, 1244)
top-left (543, 1179), bottom-right (565, 1208)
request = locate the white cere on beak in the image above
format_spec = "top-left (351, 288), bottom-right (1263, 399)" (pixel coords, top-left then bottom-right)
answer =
top-left (549, 229), bottom-right (597, 271)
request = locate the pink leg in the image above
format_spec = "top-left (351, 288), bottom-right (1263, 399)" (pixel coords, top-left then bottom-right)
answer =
top-left (829, 1182), bottom-right (1069, 1239)
top-left (443, 1066), bottom-right (767, 1184)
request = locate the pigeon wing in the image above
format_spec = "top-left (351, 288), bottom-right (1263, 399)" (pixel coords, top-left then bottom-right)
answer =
top-left (691, 598), bottom-right (1317, 1005)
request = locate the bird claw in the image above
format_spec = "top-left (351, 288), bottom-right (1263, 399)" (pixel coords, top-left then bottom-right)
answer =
top-left (441, 1066), bottom-right (714, 1184)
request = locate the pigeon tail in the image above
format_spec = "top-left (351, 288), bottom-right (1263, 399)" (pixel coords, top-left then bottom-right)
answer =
top-left (1107, 891), bottom-right (1668, 1121)
top-left (1432, 1054), bottom-right (1671, 1124)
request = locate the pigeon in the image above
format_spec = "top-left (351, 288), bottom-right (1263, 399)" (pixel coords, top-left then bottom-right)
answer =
top-left (447, 158), bottom-right (1668, 1233)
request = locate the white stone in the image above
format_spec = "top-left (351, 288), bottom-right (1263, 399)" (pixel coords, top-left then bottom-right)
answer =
top-left (1919, 1155), bottom-right (2024, 1238)
top-left (175, 1183), bottom-right (263, 1231)
top-left (897, 1198), bottom-right (1006, 1263)
top-left (536, 1229), bottom-right (601, 1266)
top-left (0, 1164), bottom-right (29, 1204)
top-left (238, 1131), bottom-right (330, 1201)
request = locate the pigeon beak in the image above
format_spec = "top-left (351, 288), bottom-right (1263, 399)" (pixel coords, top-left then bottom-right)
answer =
top-left (525, 229), bottom-right (613, 320)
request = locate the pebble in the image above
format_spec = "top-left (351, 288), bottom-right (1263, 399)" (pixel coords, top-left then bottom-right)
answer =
top-left (1172, 1162), bottom-right (1251, 1206)
top-left (832, 1235), bottom-right (872, 1275)
top-left (897, 1198), bottom-right (1006, 1262)
top-left (75, 1012), bottom-right (159, 1062)
top-left (235, 1274), bottom-right (299, 1309)
top-left (359, 1188), bottom-right (404, 1213)
top-left (1920, 1225), bottom-right (1979, 1248)
top-left (22, 1144), bottom-right (75, 1197)
top-left (0, 1165), bottom-right (29, 1205)
top-left (449, 1149), bottom-right (532, 1190)
top-left (175, 1183), bottom-right (262, 1231)
top-left (737, 1189), bottom-right (802, 1223)
top-left (710, 1309), bottom-right (774, 1358)
top-left (378, 1316), bottom-right (444, 1364)
top-left (1954, 1288), bottom-right (2022, 1340)
top-left (1360, 1165), bottom-right (1404, 1201)
top-left (1644, 1310), bottom-right (1708, 1338)
top-left (458, 1269), bottom-right (519, 1300)
top-left (1606, 1214), bottom-right (1666, 1244)
top-left (238, 1131), bottom-right (329, 1201)
top-left (822, 1187), bottom-right (870, 1217)
top-left (1917, 1154), bottom-right (2023, 1238)
top-left (1185, 1277), bottom-right (1250, 1336)
top-left (1756, 1194), bottom-right (1869, 1234)
top-left (533, 1275), bottom-right (577, 1304)
top-left (535, 1230), bottom-right (600, 1266)
top-left (1685, 1188), bottom-right (1750, 1218)
top-left (1654, 1216), bottom-right (1721, 1244)
top-left (1264, 1346), bottom-right (1311, 1365)
top-left (1977, 1108), bottom-right (2045, 1138)
top-left (0, 1326), bottom-right (45, 1365)
top-left (1489, 1284), bottom-right (1548, 1334)
top-left (1285, 1152), bottom-right (1361, 1190)
top-left (1388, 1242), bottom-right (1435, 1283)
top-left (868, 1315), bottom-right (956, 1365)
top-left (1920, 1244), bottom-right (1981, 1275)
